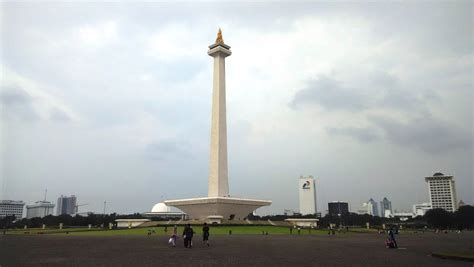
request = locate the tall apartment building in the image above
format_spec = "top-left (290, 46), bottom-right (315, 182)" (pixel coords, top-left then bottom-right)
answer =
top-left (0, 200), bottom-right (25, 218)
top-left (57, 195), bottom-right (77, 215)
top-left (425, 172), bottom-right (457, 212)
top-left (379, 197), bottom-right (392, 217)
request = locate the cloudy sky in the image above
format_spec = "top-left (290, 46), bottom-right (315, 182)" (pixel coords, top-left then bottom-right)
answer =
top-left (1, 2), bottom-right (472, 215)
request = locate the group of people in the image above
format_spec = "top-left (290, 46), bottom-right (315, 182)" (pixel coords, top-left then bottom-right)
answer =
top-left (168, 223), bottom-right (210, 248)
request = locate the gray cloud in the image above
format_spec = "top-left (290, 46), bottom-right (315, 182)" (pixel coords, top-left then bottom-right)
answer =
top-left (369, 115), bottom-right (472, 153)
top-left (49, 107), bottom-right (72, 122)
top-left (291, 71), bottom-right (435, 113)
top-left (290, 75), bottom-right (369, 111)
top-left (0, 86), bottom-right (39, 121)
top-left (144, 140), bottom-right (193, 161)
top-left (371, 71), bottom-right (436, 111)
top-left (1, 85), bottom-right (73, 122)
top-left (0, 86), bottom-right (32, 105)
top-left (327, 127), bottom-right (379, 143)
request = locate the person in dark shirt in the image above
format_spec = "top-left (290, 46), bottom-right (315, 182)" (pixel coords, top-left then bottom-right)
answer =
top-left (388, 227), bottom-right (398, 248)
top-left (182, 224), bottom-right (194, 248)
top-left (202, 223), bottom-right (210, 247)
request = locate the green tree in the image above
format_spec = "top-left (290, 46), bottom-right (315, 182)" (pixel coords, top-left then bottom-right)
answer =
top-left (424, 208), bottom-right (452, 229)
top-left (0, 215), bottom-right (16, 228)
top-left (454, 205), bottom-right (474, 230)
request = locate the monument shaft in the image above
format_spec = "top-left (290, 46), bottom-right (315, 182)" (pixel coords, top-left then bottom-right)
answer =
top-left (208, 38), bottom-right (231, 198)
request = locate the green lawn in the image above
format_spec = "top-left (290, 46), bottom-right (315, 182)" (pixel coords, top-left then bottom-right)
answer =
top-left (5, 226), bottom-right (403, 237)
top-left (60, 226), bottom-right (334, 236)
top-left (2, 226), bottom-right (336, 236)
top-left (5, 227), bottom-right (103, 235)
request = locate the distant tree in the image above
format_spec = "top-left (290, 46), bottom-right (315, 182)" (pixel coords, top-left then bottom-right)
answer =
top-left (424, 208), bottom-right (453, 229)
top-left (0, 215), bottom-right (16, 228)
top-left (454, 205), bottom-right (474, 230)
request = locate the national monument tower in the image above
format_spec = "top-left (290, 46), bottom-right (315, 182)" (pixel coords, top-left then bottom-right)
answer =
top-left (164, 29), bottom-right (271, 221)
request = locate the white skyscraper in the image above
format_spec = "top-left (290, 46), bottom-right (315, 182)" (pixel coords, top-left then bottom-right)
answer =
top-left (299, 176), bottom-right (317, 215)
top-left (425, 172), bottom-right (458, 212)
top-left (363, 198), bottom-right (379, 216)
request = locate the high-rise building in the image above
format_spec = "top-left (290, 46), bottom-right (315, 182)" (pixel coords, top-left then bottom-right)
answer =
top-left (26, 201), bottom-right (55, 219)
top-left (425, 172), bottom-right (457, 212)
top-left (299, 176), bottom-right (317, 215)
top-left (57, 195), bottom-right (77, 215)
top-left (0, 200), bottom-right (25, 218)
top-left (363, 198), bottom-right (379, 216)
top-left (328, 201), bottom-right (349, 216)
top-left (379, 197), bottom-right (392, 217)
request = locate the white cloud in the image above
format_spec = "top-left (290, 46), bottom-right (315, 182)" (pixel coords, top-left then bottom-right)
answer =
top-left (145, 24), bottom-right (204, 62)
top-left (76, 21), bottom-right (118, 48)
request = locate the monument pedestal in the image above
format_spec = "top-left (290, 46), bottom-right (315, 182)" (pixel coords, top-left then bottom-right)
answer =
top-left (164, 197), bottom-right (271, 221)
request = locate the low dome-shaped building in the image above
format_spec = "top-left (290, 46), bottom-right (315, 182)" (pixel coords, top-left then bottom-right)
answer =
top-left (142, 202), bottom-right (185, 219)
top-left (151, 202), bottom-right (171, 213)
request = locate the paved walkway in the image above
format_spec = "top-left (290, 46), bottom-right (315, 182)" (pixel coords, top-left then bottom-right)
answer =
top-left (1, 232), bottom-right (472, 266)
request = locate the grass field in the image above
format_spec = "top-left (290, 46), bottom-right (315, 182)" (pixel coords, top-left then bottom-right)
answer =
top-left (5, 225), bottom-right (421, 236)
top-left (6, 226), bottom-right (350, 236)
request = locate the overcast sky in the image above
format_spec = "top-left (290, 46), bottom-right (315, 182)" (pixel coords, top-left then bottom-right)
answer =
top-left (1, 2), bottom-right (472, 215)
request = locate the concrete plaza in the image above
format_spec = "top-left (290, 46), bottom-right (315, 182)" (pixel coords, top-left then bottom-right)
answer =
top-left (1, 232), bottom-right (472, 266)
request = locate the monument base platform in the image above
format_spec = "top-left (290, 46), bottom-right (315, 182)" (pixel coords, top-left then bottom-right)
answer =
top-left (164, 197), bottom-right (271, 221)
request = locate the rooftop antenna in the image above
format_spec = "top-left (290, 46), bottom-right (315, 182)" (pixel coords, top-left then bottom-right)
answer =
top-left (43, 189), bottom-right (47, 201)
top-left (103, 201), bottom-right (107, 215)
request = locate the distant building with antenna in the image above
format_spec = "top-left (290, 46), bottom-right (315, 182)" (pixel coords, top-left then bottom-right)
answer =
top-left (26, 189), bottom-right (55, 219)
top-left (26, 201), bottom-right (55, 219)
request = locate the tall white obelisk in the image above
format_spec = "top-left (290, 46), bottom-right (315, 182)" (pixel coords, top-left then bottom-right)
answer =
top-left (207, 29), bottom-right (231, 198)
top-left (164, 29), bottom-right (271, 221)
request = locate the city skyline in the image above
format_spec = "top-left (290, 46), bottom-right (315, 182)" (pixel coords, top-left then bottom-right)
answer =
top-left (1, 2), bottom-right (472, 215)
top-left (2, 173), bottom-right (467, 217)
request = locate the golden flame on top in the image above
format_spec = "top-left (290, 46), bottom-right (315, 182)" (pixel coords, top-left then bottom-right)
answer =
top-left (215, 28), bottom-right (224, 44)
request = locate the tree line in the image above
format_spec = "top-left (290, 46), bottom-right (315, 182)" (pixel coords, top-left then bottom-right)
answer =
top-left (1, 205), bottom-right (472, 230)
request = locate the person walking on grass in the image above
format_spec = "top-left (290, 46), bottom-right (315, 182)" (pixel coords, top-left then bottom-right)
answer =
top-left (183, 224), bottom-right (194, 248)
top-left (202, 223), bottom-right (210, 247)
